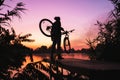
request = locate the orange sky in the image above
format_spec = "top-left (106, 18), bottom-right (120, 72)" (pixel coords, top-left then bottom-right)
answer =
top-left (5, 0), bottom-right (114, 50)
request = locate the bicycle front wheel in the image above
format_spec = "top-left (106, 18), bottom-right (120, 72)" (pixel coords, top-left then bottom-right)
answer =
top-left (39, 18), bottom-right (53, 37)
top-left (63, 37), bottom-right (71, 53)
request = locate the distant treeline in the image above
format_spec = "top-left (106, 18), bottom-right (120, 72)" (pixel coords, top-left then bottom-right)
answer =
top-left (33, 45), bottom-right (85, 54)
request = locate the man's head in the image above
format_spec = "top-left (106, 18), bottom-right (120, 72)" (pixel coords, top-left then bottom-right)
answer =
top-left (54, 16), bottom-right (60, 21)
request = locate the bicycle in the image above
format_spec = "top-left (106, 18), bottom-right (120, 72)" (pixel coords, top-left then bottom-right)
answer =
top-left (39, 18), bottom-right (75, 53)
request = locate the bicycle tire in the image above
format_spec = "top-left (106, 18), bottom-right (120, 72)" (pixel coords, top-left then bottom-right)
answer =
top-left (39, 18), bottom-right (53, 37)
top-left (63, 37), bottom-right (71, 53)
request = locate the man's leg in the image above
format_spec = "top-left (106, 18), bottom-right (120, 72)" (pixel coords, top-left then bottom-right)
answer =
top-left (57, 38), bottom-right (63, 59)
top-left (51, 41), bottom-right (56, 61)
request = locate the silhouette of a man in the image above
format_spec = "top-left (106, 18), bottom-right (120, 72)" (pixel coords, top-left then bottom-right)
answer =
top-left (51, 16), bottom-right (64, 60)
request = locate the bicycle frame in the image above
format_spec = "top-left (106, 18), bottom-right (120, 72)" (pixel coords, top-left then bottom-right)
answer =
top-left (62, 29), bottom-right (75, 53)
top-left (39, 18), bottom-right (75, 53)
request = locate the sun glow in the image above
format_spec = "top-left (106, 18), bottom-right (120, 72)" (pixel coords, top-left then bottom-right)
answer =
top-left (6, 0), bottom-right (113, 50)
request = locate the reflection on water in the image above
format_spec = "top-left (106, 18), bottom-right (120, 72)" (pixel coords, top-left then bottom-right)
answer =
top-left (21, 53), bottom-right (89, 74)
top-left (22, 53), bottom-right (89, 68)
top-left (16, 53), bottom-right (90, 80)
top-left (62, 53), bottom-right (90, 60)
top-left (22, 54), bottom-right (43, 68)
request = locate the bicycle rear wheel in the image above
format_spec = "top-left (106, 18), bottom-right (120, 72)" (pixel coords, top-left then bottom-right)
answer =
top-left (63, 37), bottom-right (71, 53)
top-left (39, 19), bottom-right (53, 37)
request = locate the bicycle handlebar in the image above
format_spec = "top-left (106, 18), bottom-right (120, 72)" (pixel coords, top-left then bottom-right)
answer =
top-left (62, 29), bottom-right (75, 35)
top-left (69, 29), bottom-right (75, 32)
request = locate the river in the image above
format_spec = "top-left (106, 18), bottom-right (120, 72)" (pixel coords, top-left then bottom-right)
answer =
top-left (22, 53), bottom-right (90, 68)
top-left (13, 53), bottom-right (119, 80)
top-left (10, 53), bottom-right (90, 79)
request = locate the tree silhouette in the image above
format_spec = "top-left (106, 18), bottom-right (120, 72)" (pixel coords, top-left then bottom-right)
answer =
top-left (0, 0), bottom-right (34, 79)
top-left (87, 0), bottom-right (120, 61)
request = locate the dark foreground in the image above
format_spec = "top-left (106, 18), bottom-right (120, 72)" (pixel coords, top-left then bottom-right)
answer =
top-left (13, 58), bottom-right (120, 80)
top-left (57, 58), bottom-right (120, 80)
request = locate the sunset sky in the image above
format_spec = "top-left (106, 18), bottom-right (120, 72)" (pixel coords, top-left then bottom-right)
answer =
top-left (5, 0), bottom-right (114, 50)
